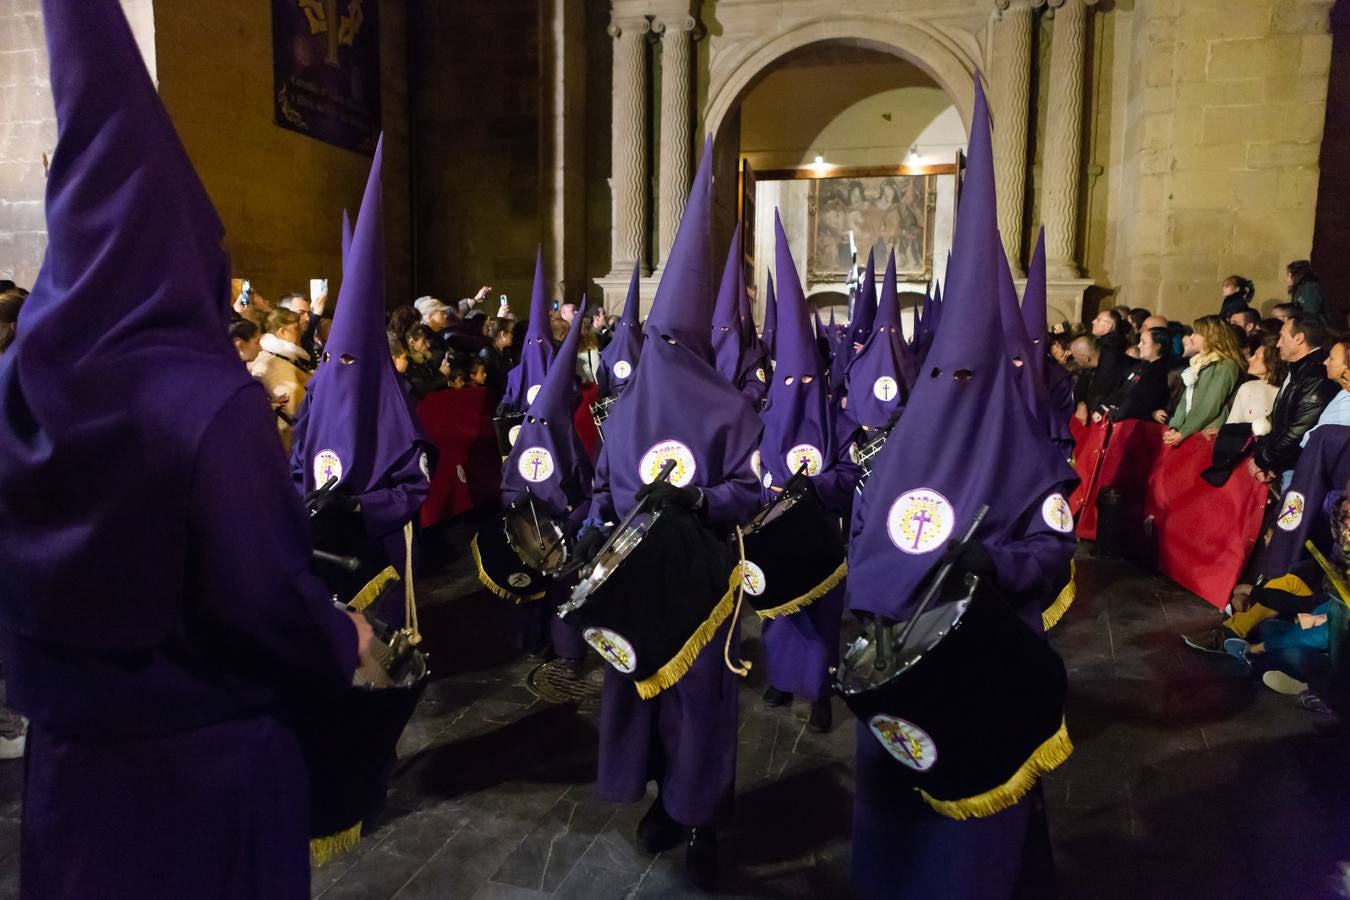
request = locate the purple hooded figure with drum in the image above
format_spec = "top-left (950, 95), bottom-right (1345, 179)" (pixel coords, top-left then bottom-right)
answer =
top-left (842, 77), bottom-right (1078, 899)
top-left (752, 211), bottom-right (861, 733)
top-left (572, 136), bottom-right (761, 891)
top-left (0, 1), bottom-right (365, 896)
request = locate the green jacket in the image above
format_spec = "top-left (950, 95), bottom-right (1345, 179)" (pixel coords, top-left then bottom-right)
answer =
top-left (1170, 358), bottom-right (1241, 438)
top-left (1293, 280), bottom-right (1326, 320)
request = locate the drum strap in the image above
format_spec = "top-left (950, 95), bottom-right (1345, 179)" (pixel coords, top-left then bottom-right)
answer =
top-left (403, 521), bottom-right (421, 644)
top-left (723, 527), bottom-right (754, 678)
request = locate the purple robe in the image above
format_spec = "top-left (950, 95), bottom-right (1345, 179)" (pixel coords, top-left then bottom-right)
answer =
top-left (598, 263), bottom-right (644, 398)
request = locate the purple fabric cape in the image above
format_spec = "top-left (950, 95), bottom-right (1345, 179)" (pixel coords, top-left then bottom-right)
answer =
top-left (846, 251), bottom-right (917, 428)
top-left (1260, 425), bottom-right (1350, 578)
top-left (846, 77), bottom-right (1077, 621)
top-left (502, 297), bottom-right (595, 519)
top-left (0, 0), bottom-right (258, 651)
top-left (597, 263), bottom-right (644, 398)
top-left (503, 247), bottom-right (556, 412)
top-left (291, 136), bottom-right (433, 512)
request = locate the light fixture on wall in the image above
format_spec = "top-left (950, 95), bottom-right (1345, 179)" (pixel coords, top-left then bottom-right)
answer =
top-left (906, 145), bottom-right (921, 166)
top-left (808, 154), bottom-right (835, 175)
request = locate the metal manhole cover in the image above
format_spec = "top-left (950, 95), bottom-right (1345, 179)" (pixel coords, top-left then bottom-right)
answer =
top-left (527, 660), bottom-right (604, 708)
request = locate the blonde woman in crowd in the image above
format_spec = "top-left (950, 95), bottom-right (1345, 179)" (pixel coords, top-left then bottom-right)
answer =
top-left (1159, 314), bottom-right (1246, 447)
top-left (248, 307), bottom-right (311, 451)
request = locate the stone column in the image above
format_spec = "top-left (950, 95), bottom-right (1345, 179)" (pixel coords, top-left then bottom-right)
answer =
top-left (990, 0), bottom-right (1034, 276)
top-left (1039, 0), bottom-right (1094, 280)
top-left (653, 13), bottom-right (695, 272)
top-left (606, 13), bottom-right (650, 278)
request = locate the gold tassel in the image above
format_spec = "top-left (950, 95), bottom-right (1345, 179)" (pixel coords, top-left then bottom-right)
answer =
top-left (919, 718), bottom-right (1074, 821)
top-left (347, 566), bottom-right (399, 612)
top-left (634, 569), bottom-right (742, 700)
top-left (1041, 560), bottom-right (1076, 631)
top-left (470, 534), bottom-right (546, 603)
top-left (756, 559), bottom-right (848, 620)
top-left (309, 822), bottom-right (363, 866)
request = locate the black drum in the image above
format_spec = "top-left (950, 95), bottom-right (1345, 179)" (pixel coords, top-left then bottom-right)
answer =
top-left (852, 426), bottom-right (891, 491)
top-left (296, 612), bottom-right (430, 861)
top-left (494, 412), bottom-right (525, 457)
top-left (558, 505), bottom-right (739, 698)
top-left (835, 571), bottom-right (1070, 820)
top-left (590, 395), bottom-right (618, 435)
top-left (471, 499), bottom-right (567, 603)
top-left (310, 504), bottom-right (394, 612)
top-left (738, 476), bottom-right (846, 618)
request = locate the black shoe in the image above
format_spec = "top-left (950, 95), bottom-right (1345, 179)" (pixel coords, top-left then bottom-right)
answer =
top-left (685, 826), bottom-right (718, 891)
top-left (808, 698), bottom-right (832, 733)
top-left (763, 686), bottom-right (793, 707)
top-left (558, 657), bottom-right (583, 679)
top-left (1181, 627), bottom-right (1236, 655)
top-left (526, 642), bottom-right (552, 661)
top-left (636, 797), bottom-right (683, 854)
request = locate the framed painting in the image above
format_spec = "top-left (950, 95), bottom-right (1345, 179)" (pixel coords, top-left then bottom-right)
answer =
top-left (806, 175), bottom-right (937, 283)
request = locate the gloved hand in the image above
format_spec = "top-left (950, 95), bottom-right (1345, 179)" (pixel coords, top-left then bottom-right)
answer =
top-left (573, 526), bottom-right (608, 564)
top-left (635, 480), bottom-right (703, 512)
top-left (946, 538), bottom-right (995, 579)
top-left (312, 490), bottom-right (361, 517)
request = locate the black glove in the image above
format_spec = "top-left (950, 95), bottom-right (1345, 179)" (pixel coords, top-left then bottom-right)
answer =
top-left (635, 480), bottom-right (703, 512)
top-left (573, 527), bottom-right (608, 564)
top-left (947, 538), bottom-right (996, 579)
top-left (313, 490), bottom-right (361, 517)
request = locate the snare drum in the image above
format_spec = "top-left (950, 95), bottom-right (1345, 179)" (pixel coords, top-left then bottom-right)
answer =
top-left (835, 571), bottom-right (1070, 820)
top-left (471, 499), bottom-right (568, 603)
top-left (738, 477), bottom-right (846, 618)
top-left (852, 426), bottom-right (891, 491)
top-left (590, 395), bottom-right (618, 435)
top-left (295, 614), bottom-right (430, 861)
top-left (558, 505), bottom-right (741, 698)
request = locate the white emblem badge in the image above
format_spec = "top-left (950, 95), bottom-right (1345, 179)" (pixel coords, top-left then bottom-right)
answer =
top-left (848, 442), bottom-right (861, 465)
top-left (750, 450), bottom-right (763, 479)
top-left (755, 367), bottom-right (767, 383)
top-left (456, 464), bottom-right (467, 483)
top-left (584, 627), bottom-right (637, 674)
top-left (313, 449), bottom-right (343, 486)
top-left (639, 440), bottom-right (697, 487)
top-left (886, 488), bottom-right (955, 555)
top-left (1041, 493), bottom-right (1074, 534)
top-left (868, 714), bottom-right (938, 771)
top-left (517, 446), bottom-right (555, 483)
top-left (762, 471), bottom-right (774, 489)
top-left (739, 561), bottom-right (767, 597)
top-left (872, 376), bottom-right (899, 403)
top-left (507, 572), bottom-right (532, 589)
top-left (786, 444), bottom-right (824, 477)
top-left (613, 360), bottom-right (632, 380)
top-left (419, 452), bottom-right (431, 481)
top-left (508, 424), bottom-right (522, 447)
top-left (526, 384), bottom-right (542, 406)
top-left (1277, 491), bottom-right (1306, 532)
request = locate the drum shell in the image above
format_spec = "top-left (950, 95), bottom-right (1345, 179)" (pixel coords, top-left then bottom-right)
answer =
top-left (740, 485), bottom-right (845, 617)
top-left (310, 507), bottom-right (391, 603)
top-left (838, 586), bottom-right (1066, 804)
top-left (472, 518), bottom-right (550, 602)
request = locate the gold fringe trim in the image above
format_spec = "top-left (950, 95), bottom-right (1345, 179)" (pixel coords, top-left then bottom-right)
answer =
top-left (309, 822), bottom-right (363, 866)
top-left (1042, 560), bottom-right (1076, 631)
top-left (346, 566), bottom-right (399, 613)
top-left (756, 559), bottom-right (848, 620)
top-left (919, 717), bottom-right (1074, 821)
top-left (470, 533), bottom-right (546, 604)
top-left (633, 569), bottom-right (743, 700)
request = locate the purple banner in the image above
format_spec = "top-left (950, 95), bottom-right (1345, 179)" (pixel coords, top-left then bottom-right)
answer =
top-left (272, 0), bottom-right (380, 155)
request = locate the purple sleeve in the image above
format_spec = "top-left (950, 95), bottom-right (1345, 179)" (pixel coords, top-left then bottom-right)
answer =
top-left (811, 439), bottom-right (862, 515)
top-left (190, 386), bottom-right (357, 691)
top-left (700, 444), bottom-right (762, 527)
top-left (358, 444), bottom-right (432, 538)
top-left (588, 444), bottom-right (617, 523)
top-left (984, 490), bottom-right (1076, 599)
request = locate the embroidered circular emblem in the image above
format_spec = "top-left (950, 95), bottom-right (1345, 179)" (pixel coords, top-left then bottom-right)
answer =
top-left (313, 449), bottom-right (343, 486)
top-left (639, 439), bottom-right (697, 487)
top-left (584, 627), bottom-right (637, 674)
top-left (868, 714), bottom-right (938, 771)
top-left (526, 384), bottom-right (542, 406)
top-left (739, 561), bottom-right (767, 596)
top-left (419, 452), bottom-right (431, 481)
top-left (508, 424), bottom-right (522, 447)
top-left (786, 443), bottom-right (824, 477)
top-left (872, 376), bottom-right (900, 403)
top-left (456, 464), bottom-right (467, 483)
top-left (1041, 493), bottom-right (1074, 534)
top-left (1277, 491), bottom-right (1306, 532)
top-left (848, 442), bottom-right (862, 465)
top-left (886, 488), bottom-right (955, 555)
top-left (517, 446), bottom-right (555, 483)
top-left (755, 367), bottom-right (767, 383)
top-left (507, 572), bottom-right (532, 589)
top-left (613, 360), bottom-right (632, 380)
top-left (762, 471), bottom-right (774, 489)
top-left (750, 450), bottom-right (763, 479)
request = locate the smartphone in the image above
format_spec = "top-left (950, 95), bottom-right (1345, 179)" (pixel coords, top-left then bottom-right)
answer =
top-left (309, 278), bottom-right (327, 302)
top-left (240, 279), bottom-right (252, 306)
top-left (499, 293), bottom-right (508, 306)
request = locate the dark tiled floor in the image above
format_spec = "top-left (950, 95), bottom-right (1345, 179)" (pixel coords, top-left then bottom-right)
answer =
top-left (2, 544), bottom-right (1348, 899)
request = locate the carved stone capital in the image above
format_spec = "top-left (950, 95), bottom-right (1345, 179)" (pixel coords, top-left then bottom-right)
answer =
top-left (607, 14), bottom-right (651, 40)
top-left (652, 14), bottom-right (697, 36)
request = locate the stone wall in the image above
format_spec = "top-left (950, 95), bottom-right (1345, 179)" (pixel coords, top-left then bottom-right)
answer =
top-left (1106, 0), bottom-right (1333, 320)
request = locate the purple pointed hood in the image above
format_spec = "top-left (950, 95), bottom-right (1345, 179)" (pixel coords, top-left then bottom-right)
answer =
top-left (739, 271), bottom-right (770, 375)
top-left (997, 229), bottom-right (1053, 435)
top-left (846, 251), bottom-right (919, 427)
top-left (850, 249), bottom-right (879, 349)
top-left (598, 262), bottom-right (644, 398)
top-left (761, 212), bottom-right (852, 492)
top-left (503, 247), bottom-right (556, 412)
top-left (827, 305), bottom-right (849, 401)
top-left (712, 224), bottom-right (747, 384)
top-left (293, 136), bottom-right (432, 505)
top-left (0, 0), bottom-right (258, 649)
top-left (846, 76), bottom-right (1076, 621)
top-left (341, 208), bottom-right (353, 269)
top-left (595, 136), bottom-right (761, 517)
top-left (761, 270), bottom-right (779, 359)
top-left (502, 296), bottom-right (594, 517)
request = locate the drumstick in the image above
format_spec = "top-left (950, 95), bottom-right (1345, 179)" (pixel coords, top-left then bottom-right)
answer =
top-left (893, 504), bottom-right (990, 653)
top-left (557, 459), bottom-right (678, 578)
top-left (313, 548), bottom-right (361, 572)
top-left (1304, 540), bottom-right (1350, 610)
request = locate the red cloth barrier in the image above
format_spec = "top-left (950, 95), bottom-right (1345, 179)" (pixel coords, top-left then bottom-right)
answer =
top-left (1069, 418), bottom-right (1110, 537)
top-left (574, 383), bottom-right (601, 461)
top-left (417, 386), bottom-right (502, 527)
top-left (1087, 419), bottom-right (1167, 544)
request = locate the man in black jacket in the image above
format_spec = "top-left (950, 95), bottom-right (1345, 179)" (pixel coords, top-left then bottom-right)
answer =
top-left (1248, 315), bottom-right (1340, 485)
